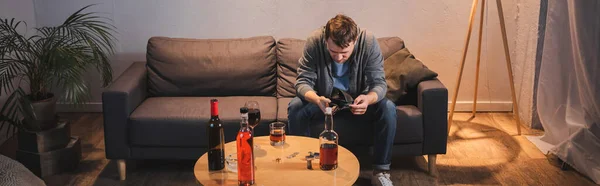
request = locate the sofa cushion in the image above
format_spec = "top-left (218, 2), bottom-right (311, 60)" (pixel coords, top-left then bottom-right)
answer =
top-left (146, 36), bottom-right (277, 97)
top-left (384, 49), bottom-right (438, 102)
top-left (129, 97), bottom-right (277, 147)
top-left (276, 38), bottom-right (306, 98)
top-left (276, 97), bottom-right (294, 122)
top-left (377, 37), bottom-right (406, 59)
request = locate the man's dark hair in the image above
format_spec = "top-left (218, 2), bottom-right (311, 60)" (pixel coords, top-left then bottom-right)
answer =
top-left (325, 14), bottom-right (358, 48)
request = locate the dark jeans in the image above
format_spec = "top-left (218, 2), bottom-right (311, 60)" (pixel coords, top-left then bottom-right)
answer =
top-left (287, 97), bottom-right (397, 170)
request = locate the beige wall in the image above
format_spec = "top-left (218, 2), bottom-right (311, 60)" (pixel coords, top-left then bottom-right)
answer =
top-left (7, 0), bottom-right (539, 128)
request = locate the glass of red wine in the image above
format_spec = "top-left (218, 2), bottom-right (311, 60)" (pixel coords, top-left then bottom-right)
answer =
top-left (245, 101), bottom-right (261, 132)
top-left (245, 101), bottom-right (261, 166)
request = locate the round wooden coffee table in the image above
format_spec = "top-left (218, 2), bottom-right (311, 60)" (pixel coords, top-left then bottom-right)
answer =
top-left (194, 136), bottom-right (359, 185)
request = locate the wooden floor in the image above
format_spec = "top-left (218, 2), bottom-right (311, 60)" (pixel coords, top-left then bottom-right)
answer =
top-left (0, 112), bottom-right (597, 186)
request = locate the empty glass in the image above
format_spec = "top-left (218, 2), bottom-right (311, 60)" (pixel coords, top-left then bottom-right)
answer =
top-left (225, 153), bottom-right (237, 173)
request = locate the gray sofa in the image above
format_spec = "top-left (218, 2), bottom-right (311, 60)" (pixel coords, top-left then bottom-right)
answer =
top-left (102, 36), bottom-right (448, 180)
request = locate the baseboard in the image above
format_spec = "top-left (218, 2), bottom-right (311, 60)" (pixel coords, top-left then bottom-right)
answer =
top-left (448, 101), bottom-right (513, 112)
top-left (56, 101), bottom-right (513, 113)
top-left (56, 102), bottom-right (102, 112)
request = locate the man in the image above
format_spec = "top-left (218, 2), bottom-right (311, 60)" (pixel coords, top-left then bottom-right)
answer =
top-left (288, 14), bottom-right (397, 186)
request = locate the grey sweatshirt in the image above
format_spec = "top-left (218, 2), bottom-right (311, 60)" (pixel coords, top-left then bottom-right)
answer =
top-left (295, 27), bottom-right (387, 103)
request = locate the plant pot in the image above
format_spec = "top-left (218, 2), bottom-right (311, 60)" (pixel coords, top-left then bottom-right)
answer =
top-left (30, 93), bottom-right (58, 130)
top-left (18, 120), bottom-right (71, 153)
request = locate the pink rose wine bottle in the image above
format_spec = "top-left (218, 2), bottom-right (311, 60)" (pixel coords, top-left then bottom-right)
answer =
top-left (236, 107), bottom-right (255, 185)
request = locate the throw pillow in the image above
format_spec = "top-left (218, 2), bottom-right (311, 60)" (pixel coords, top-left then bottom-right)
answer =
top-left (384, 47), bottom-right (438, 102)
top-left (0, 154), bottom-right (46, 186)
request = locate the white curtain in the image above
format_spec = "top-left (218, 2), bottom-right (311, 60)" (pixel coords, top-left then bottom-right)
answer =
top-left (527, 0), bottom-right (600, 184)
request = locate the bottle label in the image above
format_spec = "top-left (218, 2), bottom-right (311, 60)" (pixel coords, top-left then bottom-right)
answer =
top-left (211, 99), bottom-right (219, 116)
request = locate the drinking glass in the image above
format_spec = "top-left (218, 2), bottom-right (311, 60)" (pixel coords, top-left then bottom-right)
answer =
top-left (269, 122), bottom-right (286, 146)
top-left (225, 153), bottom-right (237, 173)
top-left (245, 101), bottom-right (261, 158)
top-left (245, 101), bottom-right (261, 132)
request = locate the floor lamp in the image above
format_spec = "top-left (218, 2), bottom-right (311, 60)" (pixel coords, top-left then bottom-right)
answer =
top-left (448, 0), bottom-right (522, 135)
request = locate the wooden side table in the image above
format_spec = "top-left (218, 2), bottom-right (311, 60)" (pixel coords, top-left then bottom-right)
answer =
top-left (194, 136), bottom-right (359, 185)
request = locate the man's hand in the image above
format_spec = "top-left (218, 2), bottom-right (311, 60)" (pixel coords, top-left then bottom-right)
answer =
top-left (314, 96), bottom-right (331, 113)
top-left (304, 91), bottom-right (331, 113)
top-left (349, 94), bottom-right (370, 115)
top-left (349, 92), bottom-right (378, 115)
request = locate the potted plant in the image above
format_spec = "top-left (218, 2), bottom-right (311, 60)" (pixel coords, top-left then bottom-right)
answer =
top-left (0, 4), bottom-right (116, 176)
top-left (0, 4), bottom-right (116, 135)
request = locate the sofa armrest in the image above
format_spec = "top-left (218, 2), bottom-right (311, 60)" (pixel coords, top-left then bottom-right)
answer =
top-left (417, 79), bottom-right (448, 154)
top-left (102, 62), bottom-right (148, 159)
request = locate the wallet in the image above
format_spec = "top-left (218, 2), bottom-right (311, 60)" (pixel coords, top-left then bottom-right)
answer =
top-left (329, 88), bottom-right (354, 111)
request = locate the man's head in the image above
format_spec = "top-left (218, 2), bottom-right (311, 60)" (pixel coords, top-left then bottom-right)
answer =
top-left (325, 14), bottom-right (358, 63)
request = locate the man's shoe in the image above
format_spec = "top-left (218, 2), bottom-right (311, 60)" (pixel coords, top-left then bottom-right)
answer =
top-left (371, 172), bottom-right (393, 186)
